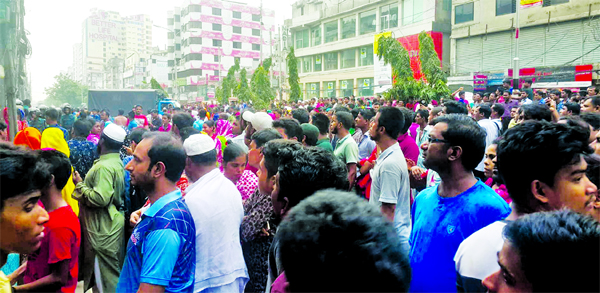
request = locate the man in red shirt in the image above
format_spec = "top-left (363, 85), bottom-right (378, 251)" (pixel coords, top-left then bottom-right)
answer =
top-left (15, 150), bottom-right (81, 293)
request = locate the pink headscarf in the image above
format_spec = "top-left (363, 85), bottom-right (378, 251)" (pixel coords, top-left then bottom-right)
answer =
top-left (215, 119), bottom-right (233, 139)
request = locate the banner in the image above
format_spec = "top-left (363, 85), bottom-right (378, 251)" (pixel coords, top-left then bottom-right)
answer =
top-left (520, 0), bottom-right (542, 9)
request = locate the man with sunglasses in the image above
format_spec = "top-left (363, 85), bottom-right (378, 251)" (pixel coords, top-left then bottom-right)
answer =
top-left (409, 114), bottom-right (511, 293)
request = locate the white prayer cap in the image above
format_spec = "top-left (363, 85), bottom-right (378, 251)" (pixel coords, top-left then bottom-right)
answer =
top-left (183, 134), bottom-right (216, 156)
top-left (103, 123), bottom-right (126, 143)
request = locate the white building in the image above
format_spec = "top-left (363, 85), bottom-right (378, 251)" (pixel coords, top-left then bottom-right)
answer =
top-left (76, 9), bottom-right (153, 89)
top-left (449, 0), bottom-right (600, 90)
top-left (286, 0), bottom-right (452, 99)
top-left (166, 0), bottom-right (275, 101)
top-left (144, 53), bottom-right (170, 87)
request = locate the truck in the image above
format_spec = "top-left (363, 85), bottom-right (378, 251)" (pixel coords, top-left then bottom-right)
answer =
top-left (88, 89), bottom-right (177, 116)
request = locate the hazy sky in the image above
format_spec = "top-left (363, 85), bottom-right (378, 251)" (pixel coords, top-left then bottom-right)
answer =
top-left (24, 0), bottom-right (294, 102)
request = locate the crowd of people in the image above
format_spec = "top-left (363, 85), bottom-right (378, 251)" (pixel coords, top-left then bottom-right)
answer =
top-left (0, 83), bottom-right (599, 293)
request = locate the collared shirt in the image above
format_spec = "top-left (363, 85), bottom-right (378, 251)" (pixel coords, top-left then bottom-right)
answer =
top-left (117, 190), bottom-right (196, 293)
top-left (316, 138), bottom-right (333, 152)
top-left (184, 169), bottom-right (248, 292)
top-left (333, 134), bottom-right (359, 165)
top-left (501, 100), bottom-right (519, 118)
top-left (356, 132), bottom-right (376, 161)
top-left (369, 143), bottom-right (411, 245)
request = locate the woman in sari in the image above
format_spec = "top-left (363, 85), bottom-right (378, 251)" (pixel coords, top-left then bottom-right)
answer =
top-left (213, 119), bottom-right (234, 169)
top-left (222, 143), bottom-right (258, 202)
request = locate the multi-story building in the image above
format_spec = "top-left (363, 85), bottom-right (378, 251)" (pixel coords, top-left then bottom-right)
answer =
top-left (166, 0), bottom-right (275, 101)
top-left (144, 50), bottom-right (170, 87)
top-left (77, 9), bottom-right (153, 89)
top-left (71, 43), bottom-right (84, 83)
top-left (449, 0), bottom-right (600, 91)
top-left (286, 0), bottom-right (451, 99)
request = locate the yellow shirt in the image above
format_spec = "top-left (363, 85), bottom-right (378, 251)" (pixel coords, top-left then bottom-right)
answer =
top-left (0, 271), bottom-right (12, 293)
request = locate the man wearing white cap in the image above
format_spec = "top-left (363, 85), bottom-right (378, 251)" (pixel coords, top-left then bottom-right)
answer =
top-left (73, 123), bottom-right (127, 293)
top-left (240, 111), bottom-right (273, 147)
top-left (183, 134), bottom-right (249, 292)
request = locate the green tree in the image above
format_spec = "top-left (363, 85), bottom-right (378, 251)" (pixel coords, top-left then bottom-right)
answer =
top-left (150, 77), bottom-right (169, 98)
top-left (286, 47), bottom-right (301, 102)
top-left (217, 58), bottom-right (241, 105)
top-left (235, 68), bottom-right (253, 103)
top-left (43, 73), bottom-right (88, 106)
top-left (418, 32), bottom-right (450, 100)
top-left (262, 57), bottom-right (272, 72)
top-left (250, 65), bottom-right (274, 110)
top-left (376, 32), bottom-right (449, 103)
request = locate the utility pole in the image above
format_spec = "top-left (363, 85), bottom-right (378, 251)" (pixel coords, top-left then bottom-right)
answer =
top-left (259, 0), bottom-right (263, 64)
top-left (278, 26), bottom-right (283, 103)
top-left (513, 3), bottom-right (520, 90)
top-left (2, 0), bottom-right (25, 140)
top-left (270, 29), bottom-right (274, 86)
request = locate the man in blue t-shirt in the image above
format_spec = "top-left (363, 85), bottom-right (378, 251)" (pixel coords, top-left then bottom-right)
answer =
top-left (409, 114), bottom-right (510, 292)
top-left (118, 132), bottom-right (196, 293)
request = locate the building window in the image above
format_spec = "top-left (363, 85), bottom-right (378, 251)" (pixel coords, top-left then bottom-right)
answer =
top-left (302, 57), bottom-right (311, 73)
top-left (167, 18), bottom-right (174, 25)
top-left (341, 49), bottom-right (355, 69)
top-left (190, 37), bottom-right (202, 45)
top-left (174, 14), bottom-right (180, 22)
top-left (340, 79), bottom-right (353, 96)
top-left (313, 54), bottom-right (322, 71)
top-left (300, 6), bottom-right (305, 15)
top-left (189, 21), bottom-right (202, 29)
top-left (189, 4), bottom-right (201, 12)
top-left (213, 23), bottom-right (222, 31)
top-left (359, 10), bottom-right (376, 35)
top-left (307, 82), bottom-right (320, 98)
top-left (380, 4), bottom-right (398, 30)
top-left (358, 78), bottom-right (374, 96)
top-left (252, 14), bottom-right (261, 22)
top-left (233, 26), bottom-right (242, 34)
top-left (311, 26), bottom-right (321, 46)
top-left (213, 39), bottom-right (222, 47)
top-left (252, 29), bottom-right (260, 36)
top-left (324, 21), bottom-right (338, 43)
top-left (324, 52), bottom-right (338, 71)
top-left (168, 46), bottom-right (174, 53)
top-left (212, 8), bottom-right (221, 16)
top-left (403, 0), bottom-right (424, 25)
top-left (496, 0), bottom-right (516, 16)
top-left (455, 2), bottom-right (474, 24)
top-left (233, 42), bottom-right (242, 49)
top-left (168, 60), bottom-right (175, 67)
top-left (233, 11), bottom-right (242, 19)
top-left (214, 55), bottom-right (219, 62)
top-left (325, 81), bottom-right (336, 97)
top-left (341, 16), bottom-right (356, 39)
top-left (295, 29), bottom-right (309, 49)
top-left (543, 0), bottom-right (569, 6)
top-left (252, 44), bottom-right (261, 51)
top-left (359, 45), bottom-right (374, 66)
top-left (168, 32), bottom-right (174, 39)
top-left (184, 54), bottom-right (202, 62)
top-left (175, 44), bottom-right (181, 50)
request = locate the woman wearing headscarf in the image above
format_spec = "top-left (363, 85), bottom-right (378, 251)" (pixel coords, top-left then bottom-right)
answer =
top-left (13, 127), bottom-right (42, 150)
top-left (3, 107), bottom-right (27, 133)
top-left (41, 127), bottom-right (79, 216)
top-left (214, 119), bottom-right (233, 169)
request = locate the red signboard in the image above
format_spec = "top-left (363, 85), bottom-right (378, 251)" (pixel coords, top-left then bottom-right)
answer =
top-left (397, 31), bottom-right (444, 81)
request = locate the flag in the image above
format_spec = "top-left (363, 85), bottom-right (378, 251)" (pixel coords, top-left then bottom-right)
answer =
top-left (520, 0), bottom-right (542, 8)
